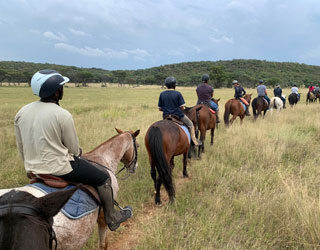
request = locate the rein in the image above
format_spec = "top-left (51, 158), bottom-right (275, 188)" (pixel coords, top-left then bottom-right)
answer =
top-left (0, 203), bottom-right (57, 250)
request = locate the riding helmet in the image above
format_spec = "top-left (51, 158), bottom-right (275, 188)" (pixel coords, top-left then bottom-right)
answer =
top-left (259, 80), bottom-right (264, 84)
top-left (164, 76), bottom-right (176, 89)
top-left (232, 80), bottom-right (238, 85)
top-left (31, 69), bottom-right (69, 98)
top-left (201, 74), bottom-right (210, 82)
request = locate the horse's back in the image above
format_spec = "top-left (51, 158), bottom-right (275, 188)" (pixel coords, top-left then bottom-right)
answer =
top-left (198, 104), bottom-right (216, 129)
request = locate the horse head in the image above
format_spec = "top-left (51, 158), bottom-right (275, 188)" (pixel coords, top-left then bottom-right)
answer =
top-left (115, 128), bottom-right (140, 174)
top-left (244, 94), bottom-right (252, 103)
top-left (212, 98), bottom-right (220, 104)
top-left (0, 186), bottom-right (79, 250)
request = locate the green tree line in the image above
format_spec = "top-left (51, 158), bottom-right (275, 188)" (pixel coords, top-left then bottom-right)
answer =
top-left (1, 59), bottom-right (320, 88)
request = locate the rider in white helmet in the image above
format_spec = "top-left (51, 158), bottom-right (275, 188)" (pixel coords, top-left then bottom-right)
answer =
top-left (14, 69), bottom-right (132, 231)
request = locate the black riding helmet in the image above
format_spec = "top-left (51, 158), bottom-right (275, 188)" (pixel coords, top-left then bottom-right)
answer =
top-left (165, 76), bottom-right (176, 89)
top-left (201, 74), bottom-right (210, 82)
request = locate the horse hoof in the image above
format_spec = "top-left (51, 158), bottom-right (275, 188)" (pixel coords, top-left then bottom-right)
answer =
top-left (183, 173), bottom-right (189, 178)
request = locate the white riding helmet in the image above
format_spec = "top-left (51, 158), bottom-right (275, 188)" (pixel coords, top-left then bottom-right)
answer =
top-left (31, 69), bottom-right (69, 98)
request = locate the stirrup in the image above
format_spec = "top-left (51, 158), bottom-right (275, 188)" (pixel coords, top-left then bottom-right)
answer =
top-left (108, 206), bottom-right (133, 231)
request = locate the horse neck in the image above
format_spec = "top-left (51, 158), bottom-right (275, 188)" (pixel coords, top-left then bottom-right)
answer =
top-left (86, 133), bottom-right (131, 174)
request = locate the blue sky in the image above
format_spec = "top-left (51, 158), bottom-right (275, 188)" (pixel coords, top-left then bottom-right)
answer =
top-left (1, 0), bottom-right (320, 70)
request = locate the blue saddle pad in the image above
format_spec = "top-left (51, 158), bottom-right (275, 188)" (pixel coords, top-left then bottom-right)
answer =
top-left (179, 125), bottom-right (190, 143)
top-left (240, 102), bottom-right (246, 111)
top-left (29, 183), bottom-right (99, 220)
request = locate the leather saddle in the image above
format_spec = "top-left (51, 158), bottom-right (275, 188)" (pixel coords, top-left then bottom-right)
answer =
top-left (198, 101), bottom-right (215, 114)
top-left (163, 114), bottom-right (184, 126)
top-left (27, 172), bottom-right (100, 203)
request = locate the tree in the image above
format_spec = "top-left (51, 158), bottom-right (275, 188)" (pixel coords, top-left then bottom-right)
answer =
top-left (209, 66), bottom-right (227, 88)
top-left (77, 71), bottom-right (93, 86)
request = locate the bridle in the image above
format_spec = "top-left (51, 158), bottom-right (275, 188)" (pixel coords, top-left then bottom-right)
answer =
top-left (0, 203), bottom-right (57, 250)
top-left (116, 132), bottom-right (138, 178)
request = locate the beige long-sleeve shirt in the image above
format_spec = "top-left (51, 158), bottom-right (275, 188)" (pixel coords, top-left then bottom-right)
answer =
top-left (14, 101), bottom-right (80, 175)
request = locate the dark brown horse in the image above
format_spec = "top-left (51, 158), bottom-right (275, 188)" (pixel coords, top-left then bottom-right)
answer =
top-left (224, 94), bottom-right (252, 127)
top-left (0, 187), bottom-right (78, 250)
top-left (184, 100), bottom-right (219, 158)
top-left (316, 92), bottom-right (320, 103)
top-left (251, 96), bottom-right (269, 119)
top-left (145, 120), bottom-right (190, 204)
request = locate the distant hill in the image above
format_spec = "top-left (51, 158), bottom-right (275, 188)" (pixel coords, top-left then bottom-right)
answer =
top-left (1, 59), bottom-right (320, 88)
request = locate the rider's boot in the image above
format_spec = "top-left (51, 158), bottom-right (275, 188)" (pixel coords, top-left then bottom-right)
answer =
top-left (190, 126), bottom-right (202, 146)
top-left (245, 105), bottom-right (251, 116)
top-left (215, 110), bottom-right (220, 123)
top-left (97, 179), bottom-right (133, 231)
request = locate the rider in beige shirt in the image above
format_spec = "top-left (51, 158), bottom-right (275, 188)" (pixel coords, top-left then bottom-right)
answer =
top-left (14, 69), bottom-right (132, 231)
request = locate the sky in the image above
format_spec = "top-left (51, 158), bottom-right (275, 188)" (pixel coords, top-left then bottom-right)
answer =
top-left (1, 0), bottom-right (320, 70)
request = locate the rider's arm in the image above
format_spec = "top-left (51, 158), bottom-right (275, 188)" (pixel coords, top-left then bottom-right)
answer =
top-left (180, 104), bottom-right (185, 111)
top-left (242, 87), bottom-right (246, 95)
top-left (61, 116), bottom-right (81, 157)
top-left (14, 119), bottom-right (24, 162)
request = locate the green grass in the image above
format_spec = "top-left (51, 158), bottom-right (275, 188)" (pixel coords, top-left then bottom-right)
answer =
top-left (1, 85), bottom-right (320, 249)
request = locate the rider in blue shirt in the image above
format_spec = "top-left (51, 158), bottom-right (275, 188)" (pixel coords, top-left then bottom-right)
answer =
top-left (158, 76), bottom-right (201, 146)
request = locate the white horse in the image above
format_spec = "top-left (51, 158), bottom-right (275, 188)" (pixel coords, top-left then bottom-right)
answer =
top-left (269, 96), bottom-right (284, 114)
top-left (0, 128), bottom-right (140, 250)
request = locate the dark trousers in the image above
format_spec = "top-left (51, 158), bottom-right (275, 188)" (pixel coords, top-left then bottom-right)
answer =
top-left (59, 157), bottom-right (109, 187)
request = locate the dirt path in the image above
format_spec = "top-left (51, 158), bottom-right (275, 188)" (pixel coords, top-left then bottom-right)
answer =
top-left (107, 175), bottom-right (190, 250)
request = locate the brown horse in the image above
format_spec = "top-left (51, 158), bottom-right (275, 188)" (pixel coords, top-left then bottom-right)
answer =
top-left (251, 96), bottom-right (269, 119)
top-left (184, 100), bottom-right (219, 158)
top-left (306, 91), bottom-right (316, 103)
top-left (145, 120), bottom-right (190, 205)
top-left (0, 128), bottom-right (140, 250)
top-left (224, 94), bottom-right (252, 127)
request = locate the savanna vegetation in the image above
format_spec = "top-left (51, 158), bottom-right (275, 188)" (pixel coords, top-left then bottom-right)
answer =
top-left (1, 85), bottom-right (320, 249)
top-left (1, 59), bottom-right (320, 88)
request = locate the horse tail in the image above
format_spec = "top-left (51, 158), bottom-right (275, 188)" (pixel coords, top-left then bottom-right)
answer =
top-left (195, 108), bottom-right (200, 137)
top-left (224, 101), bottom-right (231, 127)
top-left (147, 126), bottom-right (175, 202)
top-left (252, 98), bottom-right (257, 116)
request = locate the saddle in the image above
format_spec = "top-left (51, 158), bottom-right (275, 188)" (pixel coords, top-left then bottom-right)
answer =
top-left (237, 97), bottom-right (248, 106)
top-left (198, 101), bottom-right (216, 114)
top-left (27, 172), bottom-right (100, 203)
top-left (163, 114), bottom-right (184, 126)
top-left (258, 96), bottom-right (268, 106)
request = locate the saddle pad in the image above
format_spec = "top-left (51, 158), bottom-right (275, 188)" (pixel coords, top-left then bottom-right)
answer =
top-left (240, 102), bottom-right (246, 111)
top-left (209, 108), bottom-right (216, 114)
top-left (29, 183), bottom-right (99, 220)
top-left (179, 125), bottom-right (190, 144)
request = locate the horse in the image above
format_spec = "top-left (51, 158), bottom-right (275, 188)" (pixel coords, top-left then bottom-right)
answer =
top-left (288, 93), bottom-right (299, 107)
top-left (251, 96), bottom-right (269, 119)
top-left (306, 91), bottom-right (316, 103)
top-left (145, 119), bottom-right (190, 205)
top-left (0, 128), bottom-right (140, 250)
top-left (0, 187), bottom-right (78, 250)
top-left (269, 97), bottom-right (284, 114)
top-left (184, 100), bottom-right (218, 158)
top-left (224, 94), bottom-right (252, 127)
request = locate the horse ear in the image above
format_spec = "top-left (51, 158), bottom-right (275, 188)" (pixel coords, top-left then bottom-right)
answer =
top-left (249, 93), bottom-right (252, 96)
top-left (36, 185), bottom-right (80, 219)
top-left (216, 98), bottom-right (220, 102)
top-left (133, 129), bottom-right (140, 137)
top-left (115, 128), bottom-right (123, 134)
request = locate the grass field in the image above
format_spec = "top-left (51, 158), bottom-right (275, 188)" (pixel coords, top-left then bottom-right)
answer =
top-left (1, 85), bottom-right (320, 249)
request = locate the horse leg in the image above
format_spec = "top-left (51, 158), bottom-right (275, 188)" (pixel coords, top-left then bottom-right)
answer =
top-left (230, 115), bottom-right (237, 125)
top-left (210, 128), bottom-right (214, 146)
top-left (170, 157), bottom-right (175, 169)
top-left (183, 153), bottom-right (188, 177)
top-left (240, 115), bottom-right (245, 125)
top-left (97, 215), bottom-right (108, 250)
top-left (263, 109), bottom-right (267, 118)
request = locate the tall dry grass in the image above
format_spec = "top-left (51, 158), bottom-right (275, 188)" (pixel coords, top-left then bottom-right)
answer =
top-left (1, 86), bottom-right (320, 249)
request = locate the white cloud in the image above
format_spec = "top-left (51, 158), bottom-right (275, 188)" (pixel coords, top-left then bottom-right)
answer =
top-left (209, 36), bottom-right (234, 44)
top-left (68, 28), bottom-right (89, 36)
top-left (168, 50), bottom-right (184, 56)
top-left (43, 31), bottom-right (67, 41)
top-left (54, 43), bottom-right (150, 60)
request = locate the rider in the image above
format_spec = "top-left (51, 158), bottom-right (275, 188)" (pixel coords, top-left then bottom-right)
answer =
top-left (14, 69), bottom-right (132, 231)
top-left (158, 76), bottom-right (201, 146)
top-left (291, 84), bottom-right (300, 100)
top-left (315, 84), bottom-right (320, 96)
top-left (196, 74), bottom-right (220, 123)
top-left (308, 84), bottom-right (315, 94)
top-left (273, 84), bottom-right (286, 108)
top-left (233, 80), bottom-right (250, 116)
top-left (256, 80), bottom-right (270, 107)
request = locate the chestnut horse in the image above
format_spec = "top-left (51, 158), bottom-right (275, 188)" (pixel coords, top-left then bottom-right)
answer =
top-left (145, 120), bottom-right (190, 205)
top-left (184, 100), bottom-right (218, 158)
top-left (251, 96), bottom-right (269, 119)
top-left (0, 128), bottom-right (140, 250)
top-left (224, 94), bottom-right (252, 127)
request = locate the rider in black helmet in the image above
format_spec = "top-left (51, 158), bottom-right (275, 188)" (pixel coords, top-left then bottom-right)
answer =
top-left (15, 69), bottom-right (132, 231)
top-left (158, 76), bottom-right (201, 146)
top-left (196, 74), bottom-right (220, 123)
